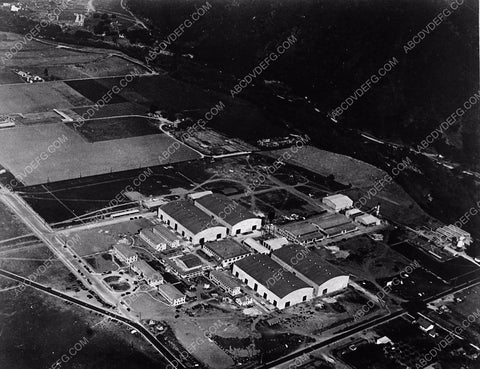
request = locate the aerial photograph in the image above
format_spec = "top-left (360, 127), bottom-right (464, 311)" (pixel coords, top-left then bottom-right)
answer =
top-left (0, 0), bottom-right (478, 368)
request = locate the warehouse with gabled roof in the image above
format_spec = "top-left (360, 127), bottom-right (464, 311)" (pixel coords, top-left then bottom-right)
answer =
top-left (232, 254), bottom-right (313, 309)
top-left (194, 193), bottom-right (262, 235)
top-left (322, 194), bottom-right (353, 212)
top-left (158, 200), bottom-right (228, 245)
top-left (271, 244), bottom-right (349, 296)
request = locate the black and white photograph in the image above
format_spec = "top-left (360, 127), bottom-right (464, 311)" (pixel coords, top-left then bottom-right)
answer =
top-left (0, 0), bottom-right (478, 368)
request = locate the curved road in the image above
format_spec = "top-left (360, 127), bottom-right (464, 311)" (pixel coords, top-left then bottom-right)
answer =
top-left (0, 268), bottom-right (189, 369)
top-left (259, 276), bottom-right (480, 368)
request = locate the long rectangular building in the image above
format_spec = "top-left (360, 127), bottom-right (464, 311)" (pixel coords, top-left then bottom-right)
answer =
top-left (158, 283), bottom-right (186, 306)
top-left (209, 270), bottom-right (241, 296)
top-left (139, 228), bottom-right (168, 251)
top-left (233, 254), bottom-right (313, 309)
top-left (131, 259), bottom-right (163, 287)
top-left (203, 239), bottom-right (252, 267)
top-left (113, 243), bottom-right (138, 264)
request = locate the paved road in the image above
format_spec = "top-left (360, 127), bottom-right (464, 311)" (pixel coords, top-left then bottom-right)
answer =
top-left (260, 277), bottom-right (480, 368)
top-left (0, 184), bottom-right (119, 308)
top-left (0, 268), bottom-right (188, 369)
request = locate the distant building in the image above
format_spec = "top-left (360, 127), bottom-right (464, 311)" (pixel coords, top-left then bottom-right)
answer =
top-left (322, 194), bottom-right (353, 212)
top-left (131, 260), bottom-right (163, 287)
top-left (262, 237), bottom-right (289, 251)
top-left (345, 208), bottom-right (363, 218)
top-left (309, 213), bottom-right (357, 238)
top-left (152, 224), bottom-right (182, 248)
top-left (163, 254), bottom-right (206, 279)
top-left (356, 214), bottom-right (381, 226)
top-left (435, 224), bottom-right (472, 248)
top-left (242, 237), bottom-right (270, 254)
top-left (194, 193), bottom-right (262, 235)
top-left (273, 213), bottom-right (357, 243)
top-left (273, 221), bottom-right (325, 245)
top-left (158, 200), bottom-right (228, 245)
top-left (141, 197), bottom-right (167, 210)
top-left (235, 295), bottom-right (253, 306)
top-left (187, 191), bottom-right (213, 200)
top-left (158, 284), bottom-right (186, 306)
top-left (113, 243), bottom-right (137, 264)
top-left (233, 254), bottom-right (314, 309)
top-left (203, 239), bottom-right (252, 267)
top-left (417, 317), bottom-right (434, 333)
top-left (271, 244), bottom-right (349, 296)
top-left (209, 270), bottom-right (241, 296)
top-left (178, 254), bottom-right (204, 270)
top-left (376, 336), bottom-right (392, 345)
top-left (139, 228), bottom-right (168, 251)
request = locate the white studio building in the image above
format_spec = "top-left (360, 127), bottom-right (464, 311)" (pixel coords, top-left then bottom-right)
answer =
top-left (271, 244), bottom-right (349, 297)
top-left (113, 243), bottom-right (138, 265)
top-left (131, 260), bottom-right (163, 287)
top-left (233, 254), bottom-right (314, 309)
top-left (322, 194), bottom-right (353, 212)
top-left (158, 200), bottom-right (228, 245)
top-left (158, 283), bottom-right (186, 306)
top-left (194, 193), bottom-right (262, 235)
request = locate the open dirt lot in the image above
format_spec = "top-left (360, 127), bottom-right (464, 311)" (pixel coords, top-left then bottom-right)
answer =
top-left (65, 218), bottom-right (152, 257)
top-left (0, 122), bottom-right (200, 185)
top-left (66, 116), bottom-right (161, 142)
top-left (0, 32), bottom-right (150, 83)
top-left (268, 146), bottom-right (436, 226)
top-left (0, 202), bottom-right (31, 240)
top-left (0, 81), bottom-right (92, 114)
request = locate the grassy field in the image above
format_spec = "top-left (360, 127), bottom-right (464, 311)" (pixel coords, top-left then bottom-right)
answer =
top-left (0, 242), bottom-right (78, 292)
top-left (256, 189), bottom-right (318, 218)
top-left (0, 286), bottom-right (168, 369)
top-left (18, 164), bottom-right (196, 224)
top-left (0, 202), bottom-right (31, 240)
top-left (65, 218), bottom-right (151, 257)
top-left (0, 32), bottom-right (149, 82)
top-left (71, 102), bottom-right (148, 119)
top-left (0, 81), bottom-right (92, 114)
top-left (22, 55), bottom-right (146, 80)
top-left (65, 74), bottom-right (280, 142)
top-left (328, 235), bottom-right (415, 281)
top-left (268, 146), bottom-right (437, 226)
top-left (0, 122), bottom-right (200, 185)
top-left (66, 117), bottom-right (161, 142)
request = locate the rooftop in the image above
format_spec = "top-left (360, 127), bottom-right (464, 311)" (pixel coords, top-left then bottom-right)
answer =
top-left (273, 244), bottom-right (345, 286)
top-left (280, 220), bottom-right (319, 237)
top-left (310, 213), bottom-right (352, 230)
top-left (356, 214), bottom-right (380, 224)
top-left (160, 200), bottom-right (218, 234)
top-left (158, 283), bottom-right (185, 300)
top-left (322, 222), bottom-right (357, 236)
top-left (264, 237), bottom-right (289, 250)
top-left (205, 239), bottom-right (251, 260)
top-left (195, 193), bottom-right (258, 226)
top-left (210, 270), bottom-right (241, 290)
top-left (140, 228), bottom-right (167, 245)
top-left (113, 243), bottom-right (137, 259)
top-left (179, 254), bottom-right (204, 269)
top-left (323, 194), bottom-right (353, 207)
top-left (243, 237), bottom-right (270, 253)
top-left (235, 254), bottom-right (310, 298)
top-left (132, 260), bottom-right (161, 280)
top-left (152, 224), bottom-right (181, 243)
